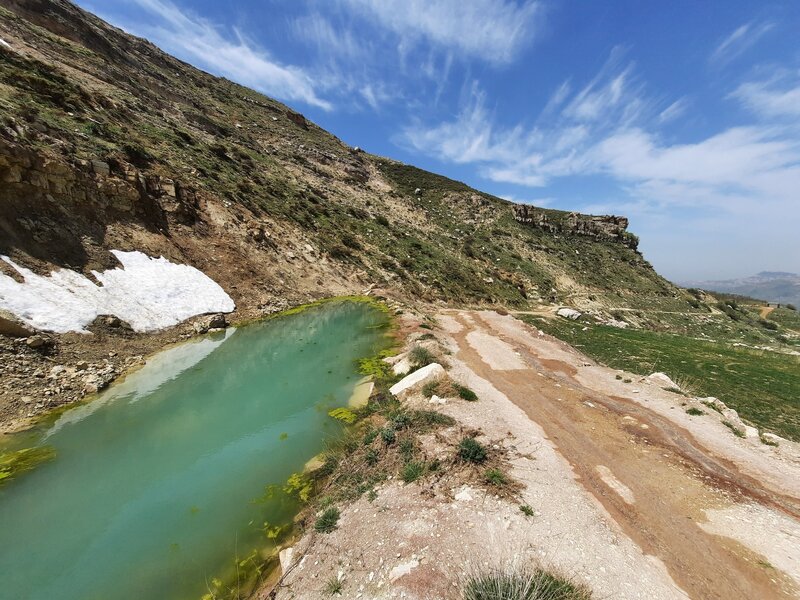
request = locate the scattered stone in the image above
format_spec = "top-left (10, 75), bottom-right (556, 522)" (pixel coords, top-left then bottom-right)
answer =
top-left (647, 372), bottom-right (679, 389)
top-left (279, 547), bottom-right (294, 574)
top-left (25, 335), bottom-right (54, 351)
top-left (76, 360), bottom-right (89, 371)
top-left (389, 559), bottom-right (419, 582)
top-left (389, 363), bottom-right (445, 398)
top-left (556, 308), bottom-right (582, 320)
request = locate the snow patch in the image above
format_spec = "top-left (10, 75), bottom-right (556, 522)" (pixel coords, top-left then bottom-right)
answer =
top-left (0, 250), bottom-right (234, 333)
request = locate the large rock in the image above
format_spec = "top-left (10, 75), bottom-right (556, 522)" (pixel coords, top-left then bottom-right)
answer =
top-left (647, 372), bottom-right (679, 389)
top-left (0, 309), bottom-right (34, 337)
top-left (557, 308), bottom-right (582, 320)
top-left (389, 363), bottom-right (445, 398)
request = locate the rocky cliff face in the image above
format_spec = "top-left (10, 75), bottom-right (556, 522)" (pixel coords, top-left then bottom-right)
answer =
top-left (513, 204), bottom-right (639, 250)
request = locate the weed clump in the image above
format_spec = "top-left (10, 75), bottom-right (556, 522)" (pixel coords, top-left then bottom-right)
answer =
top-left (402, 461), bottom-right (425, 483)
top-left (328, 407), bottom-right (357, 424)
top-left (463, 566), bottom-right (592, 600)
top-left (409, 345), bottom-right (436, 368)
top-left (685, 407), bottom-right (705, 416)
top-left (520, 504), bottom-right (535, 517)
top-left (315, 507), bottom-right (341, 533)
top-left (455, 383), bottom-right (479, 402)
top-left (325, 576), bottom-right (342, 595)
top-left (458, 437), bottom-right (488, 464)
top-left (484, 468), bottom-right (508, 487)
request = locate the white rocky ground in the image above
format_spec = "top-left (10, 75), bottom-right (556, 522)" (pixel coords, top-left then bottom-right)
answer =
top-left (268, 310), bottom-right (800, 600)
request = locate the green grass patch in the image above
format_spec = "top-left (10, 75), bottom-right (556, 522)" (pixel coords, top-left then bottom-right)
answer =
top-left (314, 506), bottom-right (340, 533)
top-left (523, 316), bottom-right (800, 441)
top-left (520, 504), bottom-right (535, 517)
top-left (401, 461), bottom-right (425, 483)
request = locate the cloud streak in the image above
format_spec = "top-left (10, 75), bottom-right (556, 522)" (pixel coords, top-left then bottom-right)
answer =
top-left (336, 0), bottom-right (544, 65)
top-left (709, 21), bottom-right (774, 66)
top-left (104, 0), bottom-right (332, 110)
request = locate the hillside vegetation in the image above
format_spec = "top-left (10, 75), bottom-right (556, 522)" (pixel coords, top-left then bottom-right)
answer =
top-left (0, 0), bottom-right (684, 319)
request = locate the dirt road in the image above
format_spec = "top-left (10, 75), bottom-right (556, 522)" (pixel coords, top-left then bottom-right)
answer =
top-left (447, 310), bottom-right (800, 600)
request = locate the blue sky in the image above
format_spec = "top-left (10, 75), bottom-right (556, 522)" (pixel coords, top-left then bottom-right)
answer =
top-left (77, 0), bottom-right (800, 281)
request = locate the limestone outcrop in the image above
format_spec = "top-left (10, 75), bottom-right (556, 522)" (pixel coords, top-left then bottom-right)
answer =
top-left (514, 204), bottom-right (639, 249)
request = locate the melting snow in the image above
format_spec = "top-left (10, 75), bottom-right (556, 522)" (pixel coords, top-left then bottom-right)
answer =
top-left (0, 250), bottom-right (235, 333)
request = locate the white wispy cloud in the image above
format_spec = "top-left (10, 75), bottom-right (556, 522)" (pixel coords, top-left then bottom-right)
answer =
top-left (401, 51), bottom-right (800, 278)
top-left (335, 0), bottom-right (544, 65)
top-left (732, 74), bottom-right (800, 118)
top-left (709, 21), bottom-right (774, 66)
top-left (100, 0), bottom-right (332, 110)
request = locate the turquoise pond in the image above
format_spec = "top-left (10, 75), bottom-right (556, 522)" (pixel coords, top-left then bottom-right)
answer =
top-left (0, 300), bottom-right (390, 600)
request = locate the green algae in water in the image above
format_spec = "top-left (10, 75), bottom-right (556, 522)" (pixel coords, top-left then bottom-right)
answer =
top-left (0, 301), bottom-right (390, 600)
top-left (0, 446), bottom-right (56, 485)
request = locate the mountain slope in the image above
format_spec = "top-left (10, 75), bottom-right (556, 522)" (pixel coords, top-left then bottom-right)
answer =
top-left (0, 0), bottom-right (685, 325)
top-left (687, 272), bottom-right (800, 307)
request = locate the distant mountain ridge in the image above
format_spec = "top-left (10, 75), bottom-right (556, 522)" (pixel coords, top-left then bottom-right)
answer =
top-left (687, 272), bottom-right (800, 306)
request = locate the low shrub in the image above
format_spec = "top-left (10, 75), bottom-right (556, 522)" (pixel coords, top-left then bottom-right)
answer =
top-left (455, 383), bottom-right (479, 402)
top-left (787, 304), bottom-right (797, 311)
top-left (685, 407), bottom-right (704, 416)
top-left (458, 437), bottom-right (488, 464)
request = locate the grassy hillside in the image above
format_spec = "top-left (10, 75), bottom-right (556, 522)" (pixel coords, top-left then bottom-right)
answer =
top-left (523, 314), bottom-right (800, 441)
top-left (0, 0), bottom-right (687, 316)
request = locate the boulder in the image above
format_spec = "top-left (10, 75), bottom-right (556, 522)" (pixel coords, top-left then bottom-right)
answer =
top-left (0, 310), bottom-right (34, 337)
top-left (761, 432), bottom-right (783, 446)
top-left (389, 363), bottom-right (445, 398)
top-left (647, 372), bottom-right (679, 389)
top-left (557, 308), bottom-right (582, 320)
top-left (279, 547), bottom-right (294, 575)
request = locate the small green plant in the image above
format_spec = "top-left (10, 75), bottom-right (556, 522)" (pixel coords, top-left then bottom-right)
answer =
top-left (685, 407), bottom-right (705, 416)
top-left (399, 438), bottom-right (415, 461)
top-left (458, 436), bottom-right (488, 464)
top-left (422, 380), bottom-right (441, 398)
top-left (615, 374), bottom-right (623, 380)
top-left (484, 468), bottom-right (508, 487)
top-left (365, 448), bottom-right (379, 466)
top-left (363, 429), bottom-right (378, 445)
top-left (520, 504), bottom-right (535, 517)
top-left (409, 345), bottom-right (436, 368)
top-left (760, 434), bottom-right (779, 447)
top-left (402, 461), bottom-right (425, 483)
top-left (722, 420), bottom-right (746, 438)
top-left (325, 576), bottom-right (343, 595)
top-left (623, 378), bottom-right (632, 384)
top-left (455, 383), bottom-right (479, 402)
top-left (381, 427), bottom-right (396, 445)
top-left (315, 506), bottom-right (341, 533)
